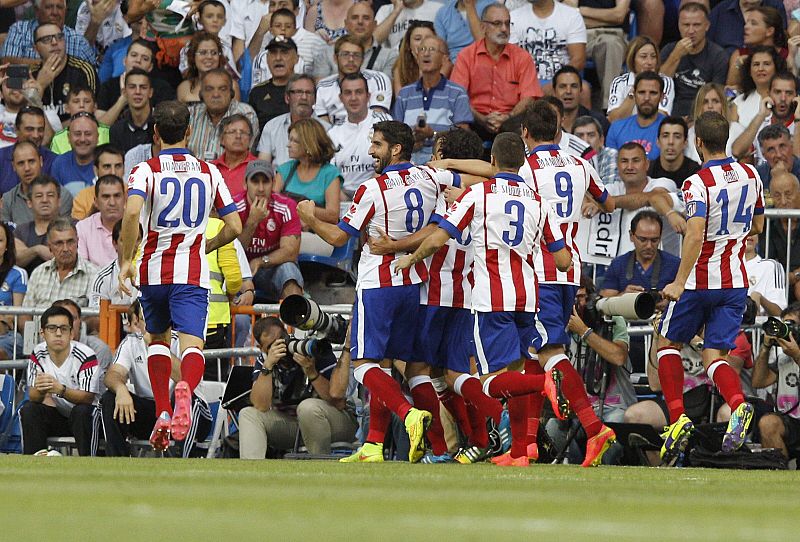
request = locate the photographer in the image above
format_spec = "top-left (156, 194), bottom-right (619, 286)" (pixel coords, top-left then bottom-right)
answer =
top-left (753, 304), bottom-right (800, 459)
top-left (238, 317), bottom-right (357, 459)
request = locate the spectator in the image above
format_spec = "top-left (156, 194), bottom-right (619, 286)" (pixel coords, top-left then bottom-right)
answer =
top-left (435, 0), bottom-right (491, 63)
top-left (178, 32), bottom-right (240, 105)
top-left (732, 45), bottom-right (784, 127)
top-left (123, 137), bottom-right (159, 179)
top-left (187, 68), bottom-right (259, 161)
top-left (305, 0), bottom-right (352, 44)
top-left (179, 0), bottom-right (236, 77)
top-left (21, 304), bottom-right (96, 455)
top-left (71, 144), bottom-right (124, 221)
top-left (578, 0), bottom-right (630, 107)
top-left (330, 73), bottom-right (392, 199)
top-left (50, 112), bottom-right (99, 196)
top-left (393, 36), bottom-right (472, 164)
top-left (686, 83), bottom-right (745, 163)
top-left (541, 95), bottom-right (598, 166)
top-left (1, 0), bottom-right (98, 67)
top-left (1, 141), bottom-right (73, 224)
top-left (50, 86), bottom-right (110, 155)
top-left (733, 72), bottom-right (797, 164)
top-left (14, 175), bottom-right (63, 275)
top-left (509, 0), bottom-right (587, 86)
top-left (108, 69), bottom-right (153, 154)
top-left (374, 0), bottom-right (443, 49)
top-left (275, 118), bottom-right (342, 225)
top-left (755, 124), bottom-right (800, 189)
top-left (752, 302), bottom-right (800, 458)
top-left (249, 36), bottom-right (299, 130)
top-left (745, 232), bottom-right (787, 317)
top-left (450, 4), bottom-right (542, 143)
top-left (727, 7), bottom-right (787, 89)
top-left (235, 160), bottom-right (304, 301)
top-left (0, 222), bottom-right (27, 361)
top-left (75, 175), bottom-right (124, 268)
top-left (52, 297), bottom-right (112, 372)
top-left (763, 170), bottom-right (800, 299)
top-left (74, 0), bottom-right (130, 52)
top-left (607, 37), bottom-right (675, 122)
top-left (239, 316), bottom-right (356, 458)
top-left (31, 23), bottom-right (98, 125)
top-left (0, 79), bottom-right (31, 148)
top-left (0, 107), bottom-right (57, 195)
top-left (553, 66), bottom-right (609, 135)
top-left (660, 2), bottom-right (729, 117)
top-left (315, 35), bottom-right (392, 126)
top-left (648, 116), bottom-right (700, 187)
top-left (89, 219), bottom-right (140, 310)
top-left (709, 0), bottom-right (788, 55)
top-left (126, 0), bottom-right (195, 79)
top-left (212, 115), bottom-right (258, 196)
top-left (251, 9), bottom-right (322, 86)
top-left (606, 72), bottom-right (667, 160)
top-left (574, 115), bottom-right (618, 185)
top-left (391, 20), bottom-right (444, 96)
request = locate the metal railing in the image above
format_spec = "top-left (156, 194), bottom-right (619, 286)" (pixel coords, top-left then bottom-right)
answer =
top-left (762, 208), bottom-right (800, 304)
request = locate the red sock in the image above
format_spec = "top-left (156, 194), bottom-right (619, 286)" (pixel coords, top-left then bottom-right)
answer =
top-left (439, 389), bottom-right (472, 440)
top-left (410, 379), bottom-right (447, 455)
top-left (466, 401), bottom-right (489, 448)
top-left (707, 359), bottom-right (745, 410)
top-left (458, 377), bottom-right (502, 423)
top-left (147, 342), bottom-right (173, 416)
top-left (486, 372), bottom-right (545, 398)
top-left (553, 357), bottom-right (602, 438)
top-left (180, 347), bottom-right (205, 394)
top-left (525, 360), bottom-right (544, 444)
top-left (361, 367), bottom-right (413, 420)
top-left (366, 392), bottom-right (391, 444)
top-left (508, 395), bottom-right (529, 458)
top-left (657, 347), bottom-right (686, 424)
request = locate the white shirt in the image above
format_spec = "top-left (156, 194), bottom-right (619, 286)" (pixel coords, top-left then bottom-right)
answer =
top-left (27, 340), bottom-right (97, 416)
top-left (109, 332), bottom-right (180, 400)
top-left (89, 258), bottom-right (139, 308)
top-left (329, 110), bottom-right (391, 195)
top-left (314, 69), bottom-right (392, 125)
top-left (75, 1), bottom-right (131, 50)
top-left (255, 112), bottom-right (331, 170)
top-left (607, 72), bottom-right (675, 115)
top-left (375, 1), bottom-right (444, 49)
top-left (746, 254), bottom-right (787, 313)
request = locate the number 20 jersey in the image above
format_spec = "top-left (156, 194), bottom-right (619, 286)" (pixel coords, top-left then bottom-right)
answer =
top-left (682, 158), bottom-right (764, 290)
top-left (518, 146), bottom-right (608, 286)
top-left (127, 150), bottom-right (237, 289)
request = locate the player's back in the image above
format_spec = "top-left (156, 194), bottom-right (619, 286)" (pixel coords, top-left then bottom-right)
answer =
top-left (683, 159), bottom-right (764, 290)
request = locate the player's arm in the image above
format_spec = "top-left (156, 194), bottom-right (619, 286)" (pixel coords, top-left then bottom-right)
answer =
top-left (648, 190), bottom-right (686, 234)
top-left (662, 216), bottom-right (705, 301)
top-left (395, 228), bottom-right (453, 271)
top-left (368, 223), bottom-right (439, 255)
top-left (206, 208), bottom-right (243, 254)
top-left (751, 212), bottom-right (765, 235)
top-left (297, 200), bottom-right (350, 247)
top-left (118, 193), bottom-right (145, 295)
top-left (427, 159), bottom-right (496, 180)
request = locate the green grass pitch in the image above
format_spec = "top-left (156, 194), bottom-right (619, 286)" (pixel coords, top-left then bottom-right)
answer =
top-left (1, 455), bottom-right (797, 541)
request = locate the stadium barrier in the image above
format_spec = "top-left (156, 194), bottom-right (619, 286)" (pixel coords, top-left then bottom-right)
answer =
top-left (760, 208), bottom-right (798, 304)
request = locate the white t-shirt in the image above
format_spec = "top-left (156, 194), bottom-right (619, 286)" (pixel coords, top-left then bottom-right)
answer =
top-left (75, 1), bottom-right (131, 50)
top-left (746, 255), bottom-right (787, 314)
top-left (509, 2), bottom-right (586, 82)
top-left (314, 69), bottom-right (392, 125)
top-left (329, 110), bottom-right (391, 195)
top-left (375, 1), bottom-right (444, 49)
top-left (109, 332), bottom-right (179, 400)
top-left (607, 72), bottom-right (675, 115)
top-left (89, 259), bottom-right (139, 309)
top-left (27, 340), bottom-right (98, 416)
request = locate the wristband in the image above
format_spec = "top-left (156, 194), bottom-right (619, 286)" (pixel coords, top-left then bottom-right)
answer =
top-left (308, 372), bottom-right (319, 383)
top-left (581, 328), bottom-right (594, 341)
top-left (56, 384), bottom-right (66, 398)
top-left (242, 288), bottom-right (255, 294)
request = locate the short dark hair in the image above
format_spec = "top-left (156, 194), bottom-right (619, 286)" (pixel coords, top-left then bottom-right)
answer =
top-left (522, 100), bottom-right (559, 142)
top-left (46, 216), bottom-right (76, 241)
top-left (66, 84), bottom-right (95, 102)
top-left (757, 123), bottom-right (791, 146)
top-left (573, 115), bottom-right (603, 135)
top-left (94, 144), bottom-right (124, 167)
top-left (41, 305), bottom-right (74, 329)
top-left (634, 71), bottom-right (665, 94)
top-left (339, 72), bottom-right (369, 93)
top-left (153, 101), bottom-right (190, 144)
top-left (253, 316), bottom-right (285, 345)
top-left (219, 113), bottom-right (253, 137)
top-left (270, 7), bottom-right (296, 23)
top-left (434, 128), bottom-right (484, 160)
top-left (128, 38), bottom-right (155, 58)
top-left (373, 120), bottom-right (413, 162)
top-left (11, 140), bottom-right (39, 161)
top-left (94, 174), bottom-right (124, 198)
top-left (491, 132), bottom-right (526, 170)
top-left (553, 65), bottom-right (582, 87)
top-left (198, 0), bottom-right (226, 16)
top-left (541, 95), bottom-right (564, 117)
top-left (781, 302), bottom-right (800, 318)
top-left (30, 174), bottom-right (60, 198)
top-left (15, 105), bottom-right (45, 129)
top-left (53, 298), bottom-right (81, 319)
top-left (694, 111), bottom-right (729, 154)
top-left (658, 115), bottom-right (688, 139)
top-left (679, 2), bottom-right (709, 16)
top-left (770, 71), bottom-right (798, 92)
top-left (125, 67), bottom-right (152, 86)
top-left (630, 209), bottom-right (663, 235)
top-left (619, 141), bottom-right (647, 156)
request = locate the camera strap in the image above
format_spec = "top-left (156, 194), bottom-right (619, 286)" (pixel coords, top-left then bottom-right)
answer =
top-left (625, 250), bottom-right (662, 290)
top-left (366, 46), bottom-right (381, 71)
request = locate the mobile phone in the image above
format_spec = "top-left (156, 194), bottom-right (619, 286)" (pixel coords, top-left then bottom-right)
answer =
top-left (417, 113), bottom-right (426, 129)
top-left (6, 65), bottom-right (29, 90)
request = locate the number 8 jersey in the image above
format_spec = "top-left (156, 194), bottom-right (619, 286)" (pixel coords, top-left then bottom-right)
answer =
top-left (127, 149), bottom-right (237, 289)
top-left (682, 157), bottom-right (764, 290)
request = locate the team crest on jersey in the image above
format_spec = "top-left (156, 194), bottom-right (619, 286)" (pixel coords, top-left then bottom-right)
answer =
top-left (686, 201), bottom-right (697, 217)
top-left (375, 94), bottom-right (385, 102)
top-left (786, 373), bottom-right (798, 388)
top-left (267, 219), bottom-right (277, 232)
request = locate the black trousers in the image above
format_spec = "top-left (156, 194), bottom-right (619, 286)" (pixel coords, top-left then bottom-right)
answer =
top-left (100, 390), bottom-right (156, 457)
top-left (20, 401), bottom-right (94, 455)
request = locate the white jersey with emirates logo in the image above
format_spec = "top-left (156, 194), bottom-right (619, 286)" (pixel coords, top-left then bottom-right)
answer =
top-left (422, 195), bottom-right (473, 309)
top-left (338, 162), bottom-right (460, 290)
top-left (440, 173), bottom-right (565, 313)
top-left (682, 157), bottom-right (764, 290)
top-left (518, 144), bottom-right (609, 285)
top-left (127, 149), bottom-right (237, 289)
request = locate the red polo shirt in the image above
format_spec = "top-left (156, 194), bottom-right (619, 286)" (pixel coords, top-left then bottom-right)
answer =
top-left (212, 152), bottom-right (258, 197)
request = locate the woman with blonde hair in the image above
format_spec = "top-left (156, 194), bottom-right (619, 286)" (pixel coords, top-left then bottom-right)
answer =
top-left (607, 36), bottom-right (675, 122)
top-left (685, 83), bottom-right (744, 163)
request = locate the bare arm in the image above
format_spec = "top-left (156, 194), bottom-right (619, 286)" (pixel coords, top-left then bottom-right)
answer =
top-left (427, 158), bottom-right (495, 178)
top-left (732, 96), bottom-right (771, 159)
top-left (297, 200), bottom-right (349, 247)
top-left (663, 216), bottom-right (704, 299)
top-left (368, 223), bottom-right (439, 255)
top-left (566, 43), bottom-right (586, 72)
top-left (607, 95), bottom-right (635, 122)
top-left (579, 0), bottom-right (629, 26)
top-left (395, 227), bottom-right (453, 270)
top-left (315, 177), bottom-right (341, 224)
top-left (248, 234), bottom-right (300, 276)
top-left (205, 209), bottom-right (244, 254)
top-left (373, 1), bottom-right (403, 45)
top-left (14, 238), bottom-right (51, 267)
top-left (328, 327), bottom-right (351, 409)
top-left (751, 341), bottom-right (778, 388)
top-left (509, 96), bottom-right (535, 117)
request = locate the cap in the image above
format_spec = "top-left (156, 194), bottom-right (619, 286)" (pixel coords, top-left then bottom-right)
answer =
top-left (245, 160), bottom-right (273, 181)
top-left (266, 36), bottom-right (298, 52)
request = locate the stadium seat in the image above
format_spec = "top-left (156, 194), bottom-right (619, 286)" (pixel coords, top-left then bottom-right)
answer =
top-left (298, 235), bottom-right (358, 282)
top-left (46, 436), bottom-right (77, 456)
top-left (193, 381), bottom-right (228, 459)
top-left (0, 374), bottom-right (22, 453)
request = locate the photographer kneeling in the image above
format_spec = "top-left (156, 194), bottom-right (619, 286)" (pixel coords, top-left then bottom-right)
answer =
top-left (239, 317), bottom-right (357, 459)
top-left (753, 304), bottom-right (800, 459)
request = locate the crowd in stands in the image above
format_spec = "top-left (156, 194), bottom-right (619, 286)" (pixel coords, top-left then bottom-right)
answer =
top-left (2, 0), bottom-right (800, 464)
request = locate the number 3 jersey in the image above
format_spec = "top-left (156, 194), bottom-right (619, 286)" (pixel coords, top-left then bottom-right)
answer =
top-left (127, 149), bottom-right (237, 289)
top-left (518, 145), bottom-right (608, 286)
top-left (338, 162), bottom-right (460, 290)
top-left (440, 173), bottom-right (565, 312)
top-left (682, 157), bottom-right (764, 290)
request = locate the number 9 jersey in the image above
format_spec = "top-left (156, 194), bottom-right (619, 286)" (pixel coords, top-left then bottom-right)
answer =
top-left (127, 149), bottom-right (237, 289)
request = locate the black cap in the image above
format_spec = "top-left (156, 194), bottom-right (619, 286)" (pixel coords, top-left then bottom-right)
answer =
top-left (266, 36), bottom-right (298, 52)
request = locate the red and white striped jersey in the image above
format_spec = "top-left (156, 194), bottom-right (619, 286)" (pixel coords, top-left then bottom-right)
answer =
top-left (338, 162), bottom-right (459, 290)
top-left (127, 149), bottom-right (237, 289)
top-left (441, 173), bottom-right (565, 312)
top-left (519, 145), bottom-right (608, 285)
top-left (682, 158), bottom-right (764, 290)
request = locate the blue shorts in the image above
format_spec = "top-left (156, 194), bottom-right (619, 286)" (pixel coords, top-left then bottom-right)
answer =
top-left (414, 305), bottom-right (474, 372)
top-left (351, 284), bottom-right (420, 362)
top-left (530, 284), bottom-right (578, 351)
top-left (139, 284), bottom-right (209, 340)
top-left (473, 311), bottom-right (536, 375)
top-left (659, 288), bottom-right (747, 350)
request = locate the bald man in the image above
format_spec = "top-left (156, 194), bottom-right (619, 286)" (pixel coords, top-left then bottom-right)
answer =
top-left (762, 171), bottom-right (800, 299)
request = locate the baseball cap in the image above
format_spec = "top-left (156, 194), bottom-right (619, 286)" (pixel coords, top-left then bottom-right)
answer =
top-left (266, 36), bottom-right (298, 52)
top-left (245, 160), bottom-right (273, 181)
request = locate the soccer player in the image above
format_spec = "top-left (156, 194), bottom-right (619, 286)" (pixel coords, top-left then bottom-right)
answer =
top-left (658, 110), bottom-right (765, 463)
top-left (118, 101), bottom-right (243, 452)
top-left (396, 131), bottom-right (572, 467)
top-left (296, 120), bottom-right (455, 463)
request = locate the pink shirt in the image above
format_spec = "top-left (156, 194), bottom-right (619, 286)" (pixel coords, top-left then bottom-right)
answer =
top-left (211, 152), bottom-right (258, 197)
top-left (76, 212), bottom-right (116, 268)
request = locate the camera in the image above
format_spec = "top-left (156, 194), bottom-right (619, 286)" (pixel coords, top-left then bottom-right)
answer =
top-left (279, 295), bottom-right (348, 344)
top-left (280, 332), bottom-right (329, 362)
top-left (762, 317), bottom-right (800, 342)
top-left (582, 292), bottom-right (656, 329)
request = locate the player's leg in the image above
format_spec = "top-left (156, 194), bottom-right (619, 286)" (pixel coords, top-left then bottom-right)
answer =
top-left (435, 308), bottom-right (476, 446)
top-left (524, 353), bottom-right (545, 460)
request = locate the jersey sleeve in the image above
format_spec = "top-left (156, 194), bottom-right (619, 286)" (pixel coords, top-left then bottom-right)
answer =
top-left (542, 200), bottom-right (566, 252)
top-left (127, 162), bottom-right (151, 199)
top-left (338, 183), bottom-right (376, 237)
top-left (112, 337), bottom-right (134, 374)
top-left (211, 165), bottom-right (237, 217)
top-left (76, 348), bottom-right (99, 393)
top-left (660, 76), bottom-right (675, 114)
top-left (584, 162), bottom-right (608, 203)
top-left (440, 187), bottom-right (476, 238)
top-left (682, 176), bottom-right (707, 219)
top-left (26, 353), bottom-right (42, 388)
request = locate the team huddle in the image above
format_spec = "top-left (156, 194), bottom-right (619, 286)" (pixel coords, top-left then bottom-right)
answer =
top-left (123, 98), bottom-right (762, 466)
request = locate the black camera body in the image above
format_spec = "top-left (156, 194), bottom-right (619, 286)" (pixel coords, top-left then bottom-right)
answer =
top-left (762, 317), bottom-right (800, 343)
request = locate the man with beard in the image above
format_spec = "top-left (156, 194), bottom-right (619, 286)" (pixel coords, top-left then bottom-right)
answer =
top-left (648, 116), bottom-right (700, 188)
top-left (606, 72), bottom-right (667, 160)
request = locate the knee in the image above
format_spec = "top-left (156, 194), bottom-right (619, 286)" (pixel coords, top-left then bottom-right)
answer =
top-left (623, 402), bottom-right (648, 424)
top-left (296, 398), bottom-right (326, 423)
top-left (758, 414), bottom-right (785, 439)
top-left (20, 400), bottom-right (44, 420)
top-left (239, 406), bottom-right (261, 423)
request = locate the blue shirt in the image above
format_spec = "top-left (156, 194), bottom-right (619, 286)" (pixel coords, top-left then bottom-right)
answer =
top-left (601, 249), bottom-right (681, 292)
top-left (0, 266), bottom-right (27, 306)
top-left (709, 0), bottom-right (787, 54)
top-left (1, 20), bottom-right (98, 66)
top-left (435, 0), bottom-right (495, 63)
top-left (757, 157), bottom-right (800, 191)
top-left (0, 145), bottom-right (56, 195)
top-left (99, 35), bottom-right (132, 83)
top-left (51, 151), bottom-right (95, 196)
top-left (605, 113), bottom-right (666, 160)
